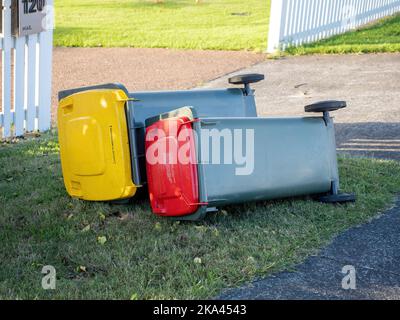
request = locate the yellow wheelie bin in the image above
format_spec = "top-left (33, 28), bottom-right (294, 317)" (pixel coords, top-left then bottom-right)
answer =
top-left (58, 87), bottom-right (137, 201)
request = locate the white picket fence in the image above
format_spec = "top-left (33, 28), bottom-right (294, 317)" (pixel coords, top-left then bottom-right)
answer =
top-left (268, 0), bottom-right (400, 52)
top-left (1, 0), bottom-right (53, 138)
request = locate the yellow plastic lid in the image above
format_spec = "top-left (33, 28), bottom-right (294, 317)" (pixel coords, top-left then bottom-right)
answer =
top-left (58, 89), bottom-right (137, 201)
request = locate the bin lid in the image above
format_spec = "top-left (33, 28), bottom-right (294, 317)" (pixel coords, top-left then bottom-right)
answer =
top-left (58, 88), bottom-right (137, 201)
top-left (145, 110), bottom-right (200, 217)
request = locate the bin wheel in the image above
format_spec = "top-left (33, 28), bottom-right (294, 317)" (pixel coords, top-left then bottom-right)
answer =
top-left (228, 73), bottom-right (265, 85)
top-left (319, 193), bottom-right (356, 204)
top-left (304, 100), bottom-right (347, 113)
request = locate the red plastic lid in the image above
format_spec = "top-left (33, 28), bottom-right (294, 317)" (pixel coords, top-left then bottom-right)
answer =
top-left (145, 116), bottom-right (200, 217)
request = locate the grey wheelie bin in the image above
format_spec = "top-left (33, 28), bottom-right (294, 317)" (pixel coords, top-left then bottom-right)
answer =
top-left (144, 105), bottom-right (355, 221)
top-left (57, 74), bottom-right (264, 201)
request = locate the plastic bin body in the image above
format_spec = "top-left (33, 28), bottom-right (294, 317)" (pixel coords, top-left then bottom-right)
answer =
top-left (199, 117), bottom-right (335, 205)
top-left (58, 83), bottom-right (257, 201)
top-left (145, 107), bottom-right (339, 220)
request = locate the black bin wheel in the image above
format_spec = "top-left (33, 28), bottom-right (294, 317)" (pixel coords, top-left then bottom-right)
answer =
top-left (305, 100), bottom-right (347, 113)
top-left (319, 193), bottom-right (356, 204)
top-left (228, 73), bottom-right (265, 85)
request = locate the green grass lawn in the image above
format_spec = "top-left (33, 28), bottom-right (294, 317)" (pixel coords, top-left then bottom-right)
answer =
top-left (286, 13), bottom-right (400, 55)
top-left (54, 1), bottom-right (400, 54)
top-left (1, 132), bottom-right (400, 299)
top-left (54, 0), bottom-right (270, 51)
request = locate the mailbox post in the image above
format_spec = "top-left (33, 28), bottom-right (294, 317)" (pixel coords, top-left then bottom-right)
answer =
top-left (12, 0), bottom-right (48, 37)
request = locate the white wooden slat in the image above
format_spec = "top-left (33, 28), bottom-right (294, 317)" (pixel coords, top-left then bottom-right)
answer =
top-left (286, 0), bottom-right (296, 50)
top-left (321, 0), bottom-right (330, 39)
top-left (327, 0), bottom-right (341, 37)
top-left (311, 0), bottom-right (320, 42)
top-left (355, 0), bottom-right (363, 27)
top-left (307, 0), bottom-right (315, 43)
top-left (290, 0), bottom-right (298, 42)
top-left (1, 47), bottom-right (12, 136)
top-left (287, 0), bottom-right (295, 41)
top-left (333, 0), bottom-right (340, 34)
top-left (14, 37), bottom-right (27, 136)
top-left (291, 0), bottom-right (299, 45)
top-left (38, 0), bottom-right (54, 132)
top-left (280, 0), bottom-right (290, 48)
top-left (360, 0), bottom-right (367, 24)
top-left (38, 27), bottom-right (54, 131)
top-left (291, 0), bottom-right (300, 42)
top-left (26, 35), bottom-right (38, 132)
top-left (303, 0), bottom-right (311, 43)
top-left (297, 0), bottom-right (306, 45)
top-left (313, 0), bottom-right (322, 42)
top-left (324, 1), bottom-right (330, 36)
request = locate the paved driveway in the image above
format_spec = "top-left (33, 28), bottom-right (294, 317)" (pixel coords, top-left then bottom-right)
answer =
top-left (204, 53), bottom-right (400, 300)
top-left (51, 47), bottom-right (265, 123)
top-left (204, 53), bottom-right (400, 160)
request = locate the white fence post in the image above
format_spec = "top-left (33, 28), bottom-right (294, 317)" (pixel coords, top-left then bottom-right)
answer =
top-left (1, 0), bottom-right (54, 139)
top-left (38, 0), bottom-right (54, 132)
top-left (267, 0), bottom-right (286, 53)
top-left (267, 0), bottom-right (400, 53)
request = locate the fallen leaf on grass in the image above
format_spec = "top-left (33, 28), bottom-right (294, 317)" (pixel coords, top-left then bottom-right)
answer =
top-left (130, 293), bottom-right (139, 300)
top-left (194, 257), bottom-right (202, 264)
top-left (194, 225), bottom-right (207, 233)
top-left (212, 228), bottom-right (220, 237)
top-left (81, 224), bottom-right (91, 233)
top-left (154, 222), bottom-right (162, 231)
top-left (97, 236), bottom-right (107, 245)
top-left (77, 266), bottom-right (87, 273)
top-left (247, 256), bottom-right (256, 264)
top-left (98, 212), bottom-right (106, 221)
top-left (220, 210), bottom-right (228, 216)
